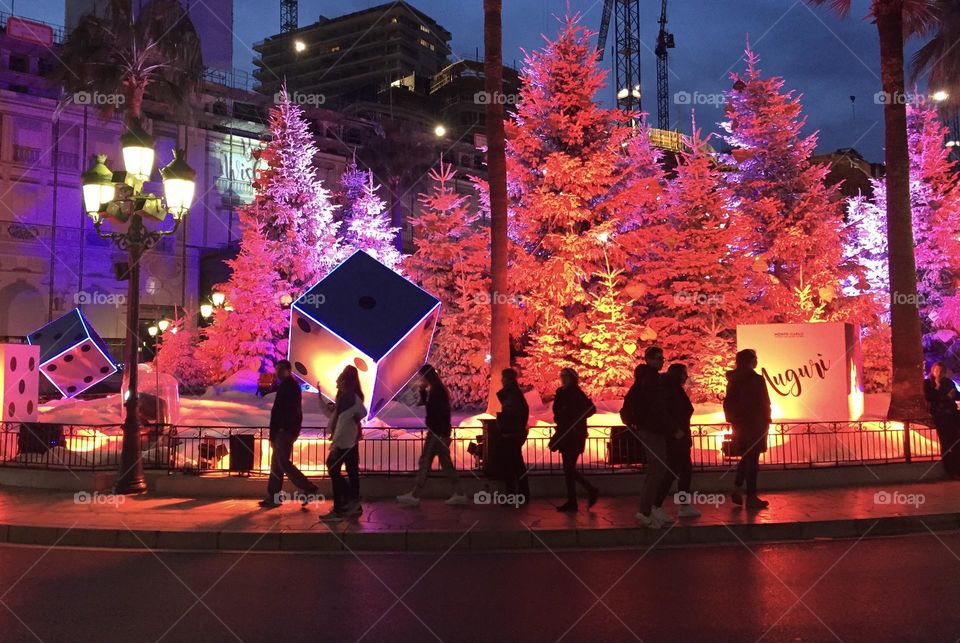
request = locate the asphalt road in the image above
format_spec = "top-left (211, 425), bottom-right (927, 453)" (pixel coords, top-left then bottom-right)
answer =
top-left (1, 532), bottom-right (959, 642)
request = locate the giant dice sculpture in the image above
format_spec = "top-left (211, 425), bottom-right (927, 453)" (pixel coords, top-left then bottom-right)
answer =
top-left (289, 251), bottom-right (440, 419)
top-left (0, 344), bottom-right (40, 421)
top-left (27, 308), bottom-right (118, 398)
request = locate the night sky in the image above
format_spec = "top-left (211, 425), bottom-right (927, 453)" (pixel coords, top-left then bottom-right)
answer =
top-left (18, 0), bottom-right (929, 161)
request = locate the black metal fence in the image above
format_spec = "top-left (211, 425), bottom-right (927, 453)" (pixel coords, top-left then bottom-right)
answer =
top-left (0, 419), bottom-right (940, 477)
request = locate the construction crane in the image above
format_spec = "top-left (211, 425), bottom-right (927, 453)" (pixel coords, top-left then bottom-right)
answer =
top-left (281, 0), bottom-right (298, 33)
top-left (597, 0), bottom-right (643, 114)
top-left (655, 0), bottom-right (675, 130)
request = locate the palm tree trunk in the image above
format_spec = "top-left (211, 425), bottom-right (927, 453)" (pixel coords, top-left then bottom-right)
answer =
top-left (484, 0), bottom-right (511, 413)
top-left (877, 0), bottom-right (928, 419)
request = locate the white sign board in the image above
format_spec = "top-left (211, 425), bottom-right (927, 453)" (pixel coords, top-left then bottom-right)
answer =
top-left (736, 322), bottom-right (864, 421)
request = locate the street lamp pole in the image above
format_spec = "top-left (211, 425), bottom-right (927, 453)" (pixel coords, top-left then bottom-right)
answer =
top-left (82, 127), bottom-right (196, 495)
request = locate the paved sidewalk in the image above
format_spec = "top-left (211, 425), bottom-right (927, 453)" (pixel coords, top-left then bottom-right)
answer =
top-left (1, 481), bottom-right (958, 552)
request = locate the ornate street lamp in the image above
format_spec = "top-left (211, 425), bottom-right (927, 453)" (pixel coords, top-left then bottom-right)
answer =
top-left (81, 121), bottom-right (196, 494)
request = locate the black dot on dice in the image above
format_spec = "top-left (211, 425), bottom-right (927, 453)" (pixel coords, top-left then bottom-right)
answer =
top-left (81, 345), bottom-right (91, 353)
top-left (67, 386), bottom-right (77, 393)
top-left (358, 296), bottom-right (377, 310)
top-left (7, 403), bottom-right (13, 417)
top-left (294, 362), bottom-right (308, 376)
top-left (296, 318), bottom-right (311, 333)
top-left (100, 366), bottom-right (110, 374)
top-left (18, 380), bottom-right (25, 394)
top-left (47, 364), bottom-right (57, 372)
top-left (83, 376), bottom-right (93, 383)
top-left (26, 400), bottom-right (33, 415)
top-left (63, 354), bottom-right (74, 363)
top-left (9, 357), bottom-right (15, 371)
top-left (353, 357), bottom-right (368, 372)
top-left (28, 357), bottom-right (35, 371)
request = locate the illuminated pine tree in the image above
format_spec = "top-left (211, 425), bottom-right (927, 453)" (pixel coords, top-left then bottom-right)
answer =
top-left (405, 161), bottom-right (490, 406)
top-left (341, 166), bottom-right (403, 271)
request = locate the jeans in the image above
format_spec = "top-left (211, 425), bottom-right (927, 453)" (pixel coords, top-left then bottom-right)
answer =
top-left (327, 446), bottom-right (360, 511)
top-left (654, 437), bottom-right (693, 507)
top-left (414, 433), bottom-right (462, 495)
top-left (637, 430), bottom-right (668, 516)
top-left (734, 447), bottom-right (762, 496)
top-left (561, 450), bottom-right (596, 503)
top-left (266, 432), bottom-right (316, 500)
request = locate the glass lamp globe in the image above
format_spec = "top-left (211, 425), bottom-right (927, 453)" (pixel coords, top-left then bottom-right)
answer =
top-left (160, 149), bottom-right (197, 219)
top-left (80, 154), bottom-right (115, 218)
top-left (121, 120), bottom-right (156, 183)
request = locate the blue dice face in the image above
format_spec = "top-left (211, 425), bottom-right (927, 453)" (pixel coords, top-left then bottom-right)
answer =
top-left (289, 251), bottom-right (440, 419)
top-left (27, 308), bottom-right (117, 398)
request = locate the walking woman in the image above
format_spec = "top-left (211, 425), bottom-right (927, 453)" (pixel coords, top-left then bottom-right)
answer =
top-left (550, 368), bottom-right (598, 512)
top-left (497, 368), bottom-right (530, 504)
top-left (723, 349), bottom-right (771, 510)
top-left (320, 366), bottom-right (367, 522)
top-left (397, 364), bottom-right (467, 506)
top-left (654, 363), bottom-right (700, 518)
top-left (925, 362), bottom-right (960, 478)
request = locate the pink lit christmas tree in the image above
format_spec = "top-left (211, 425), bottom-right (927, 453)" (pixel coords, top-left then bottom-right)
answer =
top-left (199, 88), bottom-right (341, 377)
top-left (722, 44), bottom-right (855, 324)
top-left (506, 15), bottom-right (662, 396)
top-left (405, 161), bottom-right (490, 406)
top-left (339, 162), bottom-right (403, 271)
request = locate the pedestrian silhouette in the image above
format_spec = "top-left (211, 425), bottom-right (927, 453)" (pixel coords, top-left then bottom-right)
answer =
top-left (723, 348), bottom-right (771, 510)
top-left (550, 367), bottom-right (599, 512)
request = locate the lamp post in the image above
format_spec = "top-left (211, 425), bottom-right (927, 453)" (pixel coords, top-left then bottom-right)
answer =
top-left (81, 121), bottom-right (196, 494)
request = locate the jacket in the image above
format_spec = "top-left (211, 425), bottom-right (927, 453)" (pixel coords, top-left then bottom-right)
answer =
top-left (925, 377), bottom-right (960, 419)
top-left (496, 384), bottom-right (529, 441)
top-left (269, 376), bottom-right (303, 441)
top-left (723, 367), bottom-right (771, 455)
top-left (419, 385), bottom-right (452, 438)
top-left (551, 384), bottom-right (596, 454)
top-left (662, 374), bottom-right (694, 444)
top-left (620, 364), bottom-right (671, 434)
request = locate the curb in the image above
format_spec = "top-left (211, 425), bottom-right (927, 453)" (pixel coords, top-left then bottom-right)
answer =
top-left (2, 512), bottom-right (957, 552)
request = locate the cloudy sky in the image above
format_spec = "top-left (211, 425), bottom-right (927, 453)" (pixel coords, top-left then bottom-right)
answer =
top-left (21, 0), bottom-right (929, 161)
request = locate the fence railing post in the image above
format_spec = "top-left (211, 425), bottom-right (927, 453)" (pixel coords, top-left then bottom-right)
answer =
top-left (902, 420), bottom-right (912, 463)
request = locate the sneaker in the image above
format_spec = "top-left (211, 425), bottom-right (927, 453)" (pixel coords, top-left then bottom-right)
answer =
top-left (651, 505), bottom-right (674, 525)
top-left (343, 502), bottom-right (363, 517)
top-left (258, 498), bottom-right (281, 509)
top-left (301, 488), bottom-right (320, 509)
top-left (635, 511), bottom-right (662, 529)
top-left (678, 503), bottom-right (701, 518)
top-left (556, 501), bottom-right (579, 513)
top-left (396, 492), bottom-right (421, 506)
top-left (319, 509), bottom-right (343, 522)
top-left (745, 496), bottom-right (769, 510)
top-left (445, 493), bottom-right (468, 506)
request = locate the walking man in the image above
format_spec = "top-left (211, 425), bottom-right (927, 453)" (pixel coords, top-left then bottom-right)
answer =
top-left (397, 365), bottom-right (467, 506)
top-left (260, 360), bottom-right (319, 508)
top-left (621, 346), bottom-right (674, 528)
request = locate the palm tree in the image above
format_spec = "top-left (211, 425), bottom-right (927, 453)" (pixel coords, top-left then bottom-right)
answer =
top-left (807, 0), bottom-right (936, 419)
top-left (912, 0), bottom-right (960, 123)
top-left (54, 0), bottom-right (204, 125)
top-left (484, 0), bottom-right (511, 412)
